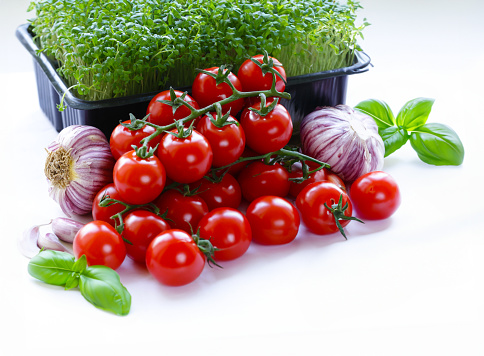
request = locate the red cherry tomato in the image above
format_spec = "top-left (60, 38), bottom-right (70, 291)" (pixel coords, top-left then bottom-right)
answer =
top-left (153, 189), bottom-right (209, 234)
top-left (349, 171), bottom-right (401, 220)
top-left (146, 90), bottom-right (200, 127)
top-left (122, 210), bottom-right (171, 264)
top-left (296, 181), bottom-right (355, 236)
top-left (92, 183), bottom-right (125, 227)
top-left (240, 102), bottom-right (293, 154)
top-left (109, 120), bottom-right (162, 160)
top-left (227, 146), bottom-right (259, 177)
top-left (197, 207), bottom-right (252, 261)
top-left (188, 173), bottom-right (242, 211)
top-left (237, 54), bottom-right (286, 92)
top-left (246, 196), bottom-right (300, 245)
top-left (195, 113), bottom-right (245, 167)
top-left (192, 67), bottom-right (244, 115)
top-left (288, 164), bottom-right (346, 198)
top-left (113, 150), bottom-right (166, 205)
top-left (146, 229), bottom-right (206, 286)
top-left (73, 220), bottom-right (126, 270)
top-left (157, 129), bottom-right (213, 184)
top-left (237, 161), bottom-right (290, 202)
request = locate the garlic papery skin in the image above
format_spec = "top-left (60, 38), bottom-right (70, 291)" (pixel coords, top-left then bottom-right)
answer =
top-left (52, 217), bottom-right (85, 243)
top-left (45, 125), bottom-right (115, 216)
top-left (300, 105), bottom-right (385, 183)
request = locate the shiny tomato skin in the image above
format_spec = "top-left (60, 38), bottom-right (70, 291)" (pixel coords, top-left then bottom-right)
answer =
top-left (296, 181), bottom-right (354, 235)
top-left (195, 113), bottom-right (246, 167)
top-left (122, 210), bottom-right (171, 264)
top-left (288, 165), bottom-right (346, 198)
top-left (153, 189), bottom-right (209, 234)
top-left (227, 147), bottom-right (259, 177)
top-left (146, 90), bottom-right (200, 127)
top-left (73, 220), bottom-right (126, 270)
top-left (92, 183), bottom-right (125, 227)
top-left (197, 207), bottom-right (252, 261)
top-left (113, 150), bottom-right (166, 205)
top-left (146, 229), bottom-right (206, 286)
top-left (188, 173), bottom-right (242, 211)
top-left (246, 196), bottom-right (300, 245)
top-left (237, 161), bottom-right (290, 202)
top-left (192, 67), bottom-right (245, 115)
top-left (109, 120), bottom-right (162, 161)
top-left (240, 103), bottom-right (293, 154)
top-left (157, 129), bottom-right (213, 184)
top-left (349, 171), bottom-right (401, 220)
top-left (237, 55), bottom-right (286, 92)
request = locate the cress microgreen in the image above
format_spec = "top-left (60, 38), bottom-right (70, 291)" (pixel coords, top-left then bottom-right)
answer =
top-left (27, 0), bottom-right (367, 101)
top-left (355, 98), bottom-right (465, 166)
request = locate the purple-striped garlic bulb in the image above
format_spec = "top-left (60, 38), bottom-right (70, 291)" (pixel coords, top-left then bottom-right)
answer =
top-left (44, 125), bottom-right (115, 216)
top-left (300, 105), bottom-right (384, 183)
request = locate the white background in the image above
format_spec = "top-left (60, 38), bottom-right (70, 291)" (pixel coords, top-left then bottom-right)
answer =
top-left (1, 0), bottom-right (484, 355)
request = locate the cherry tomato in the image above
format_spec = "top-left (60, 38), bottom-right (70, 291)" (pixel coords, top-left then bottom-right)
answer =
top-left (296, 181), bottom-right (355, 236)
top-left (113, 150), bottom-right (166, 205)
top-left (73, 220), bottom-right (126, 270)
top-left (197, 207), bottom-right (252, 261)
top-left (146, 229), bottom-right (205, 286)
top-left (288, 164), bottom-right (346, 198)
top-left (246, 196), bottom-right (300, 245)
top-left (240, 102), bottom-right (293, 154)
top-left (109, 120), bottom-right (162, 160)
top-left (153, 189), bottom-right (209, 234)
top-left (192, 67), bottom-right (244, 115)
top-left (146, 90), bottom-right (200, 127)
top-left (349, 171), bottom-right (401, 220)
top-left (195, 113), bottom-right (245, 167)
top-left (237, 54), bottom-right (286, 92)
top-left (157, 129), bottom-right (213, 184)
top-left (188, 173), bottom-right (242, 211)
top-left (92, 183), bottom-right (125, 227)
top-left (122, 210), bottom-right (171, 264)
top-left (227, 146), bottom-right (259, 177)
top-left (237, 161), bottom-right (290, 202)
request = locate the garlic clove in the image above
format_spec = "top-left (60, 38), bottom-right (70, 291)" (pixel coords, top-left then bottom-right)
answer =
top-left (37, 232), bottom-right (73, 255)
top-left (18, 225), bottom-right (42, 259)
top-left (51, 217), bottom-right (85, 243)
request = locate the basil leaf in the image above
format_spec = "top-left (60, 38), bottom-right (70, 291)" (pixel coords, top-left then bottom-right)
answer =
top-left (410, 123), bottom-right (465, 166)
top-left (379, 126), bottom-right (409, 157)
top-left (354, 99), bottom-right (395, 130)
top-left (79, 266), bottom-right (131, 316)
top-left (28, 250), bottom-right (76, 286)
top-left (396, 97), bottom-right (435, 131)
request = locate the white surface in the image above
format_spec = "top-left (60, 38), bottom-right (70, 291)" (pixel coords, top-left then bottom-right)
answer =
top-left (1, 0), bottom-right (484, 355)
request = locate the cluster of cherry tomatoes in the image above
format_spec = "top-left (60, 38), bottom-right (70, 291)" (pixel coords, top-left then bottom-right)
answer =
top-left (72, 54), bottom-right (401, 287)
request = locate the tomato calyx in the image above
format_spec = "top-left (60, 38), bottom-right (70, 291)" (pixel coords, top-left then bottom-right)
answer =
top-left (191, 229), bottom-right (222, 269)
top-left (324, 194), bottom-right (364, 240)
top-left (156, 87), bottom-right (196, 117)
top-left (249, 50), bottom-right (287, 85)
top-left (196, 64), bottom-right (233, 86)
top-left (248, 93), bottom-right (279, 117)
top-left (98, 193), bottom-right (162, 239)
top-left (207, 103), bottom-right (239, 128)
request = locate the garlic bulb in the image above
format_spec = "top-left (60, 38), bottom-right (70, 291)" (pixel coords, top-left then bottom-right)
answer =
top-left (45, 125), bottom-right (115, 216)
top-left (300, 105), bottom-right (385, 183)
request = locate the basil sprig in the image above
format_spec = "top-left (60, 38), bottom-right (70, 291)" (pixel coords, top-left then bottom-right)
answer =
top-left (28, 250), bottom-right (131, 316)
top-left (355, 98), bottom-right (464, 166)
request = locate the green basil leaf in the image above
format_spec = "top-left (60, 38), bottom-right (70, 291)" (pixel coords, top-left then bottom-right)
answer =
top-left (72, 255), bottom-right (88, 274)
top-left (396, 97), bottom-right (435, 131)
top-left (410, 123), bottom-right (465, 166)
top-left (79, 266), bottom-right (131, 316)
top-left (354, 99), bottom-right (395, 129)
top-left (28, 250), bottom-right (76, 286)
top-left (64, 273), bottom-right (80, 290)
top-left (379, 126), bottom-right (409, 157)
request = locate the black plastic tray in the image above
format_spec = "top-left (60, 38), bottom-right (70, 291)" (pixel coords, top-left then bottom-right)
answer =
top-left (16, 23), bottom-right (371, 138)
